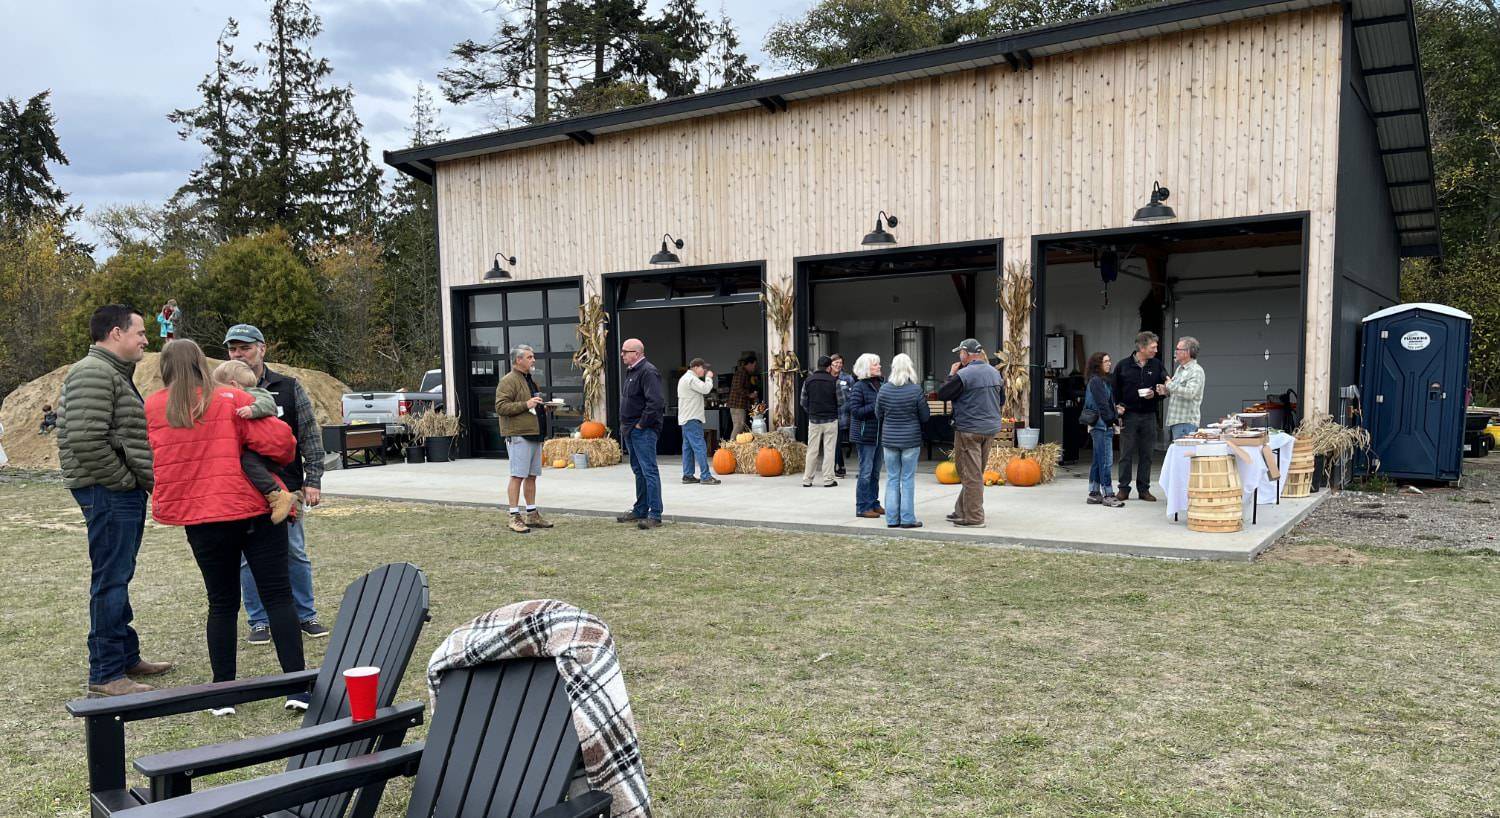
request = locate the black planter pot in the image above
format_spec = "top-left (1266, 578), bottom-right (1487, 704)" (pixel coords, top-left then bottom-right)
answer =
top-left (425, 436), bottom-right (455, 462)
top-left (405, 445), bottom-right (427, 464)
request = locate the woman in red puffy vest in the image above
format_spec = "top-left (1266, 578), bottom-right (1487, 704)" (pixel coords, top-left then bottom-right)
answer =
top-left (146, 339), bottom-right (306, 712)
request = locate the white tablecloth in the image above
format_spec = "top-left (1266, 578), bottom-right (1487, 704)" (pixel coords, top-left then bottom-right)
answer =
top-left (1160, 431), bottom-right (1296, 520)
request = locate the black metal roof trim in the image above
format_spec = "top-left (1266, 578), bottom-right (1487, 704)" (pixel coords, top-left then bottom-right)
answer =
top-left (385, 0), bottom-right (1331, 177)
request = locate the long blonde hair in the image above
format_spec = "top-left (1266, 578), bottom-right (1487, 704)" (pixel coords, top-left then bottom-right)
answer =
top-left (161, 339), bottom-right (213, 428)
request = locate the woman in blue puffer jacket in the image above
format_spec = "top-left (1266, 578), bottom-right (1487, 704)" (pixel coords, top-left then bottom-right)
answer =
top-left (875, 353), bottom-right (930, 528)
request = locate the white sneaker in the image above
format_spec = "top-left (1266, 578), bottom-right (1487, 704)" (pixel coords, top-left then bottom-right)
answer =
top-left (285, 695), bottom-right (310, 712)
top-left (207, 705), bottom-right (236, 717)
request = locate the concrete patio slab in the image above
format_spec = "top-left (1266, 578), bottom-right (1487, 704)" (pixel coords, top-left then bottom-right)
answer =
top-left (322, 456), bottom-right (1327, 561)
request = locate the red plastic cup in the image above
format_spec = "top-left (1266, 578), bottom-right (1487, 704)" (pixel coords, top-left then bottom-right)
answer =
top-left (344, 666), bottom-right (380, 722)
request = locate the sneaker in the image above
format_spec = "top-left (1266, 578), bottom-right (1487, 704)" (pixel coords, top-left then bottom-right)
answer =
top-left (88, 677), bottom-right (153, 697)
top-left (508, 513), bottom-right (531, 534)
top-left (1087, 493), bottom-right (1103, 505)
top-left (699, 476), bottom-right (721, 485)
top-left (284, 693), bottom-right (310, 712)
top-left (1102, 495), bottom-right (1125, 508)
top-left (637, 518), bottom-right (661, 530)
top-left (834, 470), bottom-right (847, 478)
top-left (299, 619), bottom-right (330, 638)
top-left (207, 705), bottom-right (236, 717)
top-left (946, 512), bottom-right (961, 521)
top-left (682, 475), bottom-right (700, 484)
top-left (802, 481), bottom-right (814, 488)
top-left (823, 480), bottom-right (839, 487)
top-left (247, 624), bottom-right (271, 645)
top-left (900, 522), bottom-right (924, 529)
top-left (525, 510), bottom-right (553, 529)
top-left (616, 512), bottom-right (643, 523)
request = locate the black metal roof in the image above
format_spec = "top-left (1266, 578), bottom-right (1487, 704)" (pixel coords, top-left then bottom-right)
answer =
top-left (386, 0), bottom-right (1438, 257)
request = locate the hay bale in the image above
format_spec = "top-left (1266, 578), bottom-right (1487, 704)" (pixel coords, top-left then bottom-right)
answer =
top-left (722, 431), bottom-right (805, 475)
top-left (985, 442), bottom-right (1061, 484)
top-left (540, 436), bottom-right (623, 467)
top-left (0, 352), bottom-right (350, 470)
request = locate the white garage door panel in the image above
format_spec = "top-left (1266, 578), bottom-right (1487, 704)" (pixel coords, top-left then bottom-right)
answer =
top-left (1172, 287), bottom-right (1301, 423)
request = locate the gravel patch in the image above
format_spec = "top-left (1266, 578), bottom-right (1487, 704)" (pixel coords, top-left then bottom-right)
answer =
top-left (1279, 457), bottom-right (1500, 552)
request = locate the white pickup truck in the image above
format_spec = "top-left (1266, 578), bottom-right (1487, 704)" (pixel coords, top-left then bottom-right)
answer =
top-left (340, 369), bottom-right (445, 429)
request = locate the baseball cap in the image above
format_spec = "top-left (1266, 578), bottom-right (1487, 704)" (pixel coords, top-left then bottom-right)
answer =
top-left (224, 324), bottom-right (265, 344)
top-left (952, 338), bottom-right (983, 353)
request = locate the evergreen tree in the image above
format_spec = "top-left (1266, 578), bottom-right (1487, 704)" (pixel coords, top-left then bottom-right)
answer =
top-left (644, 0), bottom-right (714, 97)
top-left (244, 0), bottom-right (383, 249)
top-left (378, 84), bottom-right (446, 387)
top-left (764, 0), bottom-right (993, 71)
top-left (167, 18), bottom-right (257, 242)
top-left (0, 91), bottom-right (81, 240)
top-left (703, 10), bottom-right (759, 89)
top-left (441, 0), bottom-right (560, 123)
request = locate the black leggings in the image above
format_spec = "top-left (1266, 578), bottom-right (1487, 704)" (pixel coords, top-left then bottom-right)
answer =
top-left (185, 516), bottom-right (305, 682)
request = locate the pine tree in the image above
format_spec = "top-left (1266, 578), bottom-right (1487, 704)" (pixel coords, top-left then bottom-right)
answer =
top-left (378, 84), bottom-right (446, 387)
top-left (441, 0), bottom-right (560, 123)
top-left (244, 0), bottom-right (382, 249)
top-left (703, 9), bottom-right (759, 89)
top-left (167, 18), bottom-right (257, 242)
top-left (0, 91), bottom-right (81, 239)
top-left (647, 0), bottom-right (715, 97)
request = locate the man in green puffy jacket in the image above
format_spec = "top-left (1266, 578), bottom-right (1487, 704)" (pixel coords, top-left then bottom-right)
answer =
top-left (57, 305), bottom-right (173, 696)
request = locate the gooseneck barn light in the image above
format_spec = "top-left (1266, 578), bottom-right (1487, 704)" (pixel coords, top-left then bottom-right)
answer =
top-left (650, 233), bottom-right (684, 265)
top-left (1132, 181), bottom-right (1176, 222)
top-left (485, 252), bottom-right (517, 280)
top-left (861, 211), bottom-right (898, 246)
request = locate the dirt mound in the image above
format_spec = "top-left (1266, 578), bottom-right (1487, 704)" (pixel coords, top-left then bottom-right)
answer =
top-left (0, 353), bottom-right (350, 470)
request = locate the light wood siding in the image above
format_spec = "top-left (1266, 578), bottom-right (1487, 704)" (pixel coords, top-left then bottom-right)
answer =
top-left (437, 6), bottom-right (1343, 414)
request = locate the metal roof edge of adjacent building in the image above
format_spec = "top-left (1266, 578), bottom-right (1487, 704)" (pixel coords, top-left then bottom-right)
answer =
top-left (384, 0), bottom-right (1338, 178)
top-left (1361, 303), bottom-right (1473, 323)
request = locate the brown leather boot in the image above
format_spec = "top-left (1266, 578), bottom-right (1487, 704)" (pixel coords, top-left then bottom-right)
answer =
top-left (88, 677), bottom-right (154, 697)
top-left (525, 510), bottom-right (554, 529)
top-left (126, 659), bottom-right (173, 677)
top-left (507, 513), bottom-right (530, 534)
top-left (1115, 487), bottom-right (1131, 501)
top-left (265, 489), bottom-right (296, 524)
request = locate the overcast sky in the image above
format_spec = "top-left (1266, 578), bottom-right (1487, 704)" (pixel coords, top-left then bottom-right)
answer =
top-left (0, 0), bottom-right (810, 256)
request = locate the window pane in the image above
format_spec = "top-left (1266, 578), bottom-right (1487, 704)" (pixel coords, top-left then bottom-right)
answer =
top-left (468, 358), bottom-right (502, 388)
top-left (548, 322), bottom-right (579, 353)
top-left (468, 326), bottom-right (505, 355)
top-left (470, 388), bottom-right (498, 418)
top-left (623, 278), bottom-right (671, 304)
top-left (508, 289), bottom-right (544, 320)
top-left (471, 419), bottom-right (503, 453)
top-left (548, 358), bottom-right (583, 387)
top-left (508, 323), bottom-right (545, 351)
top-left (547, 287), bottom-right (580, 318)
top-left (470, 292), bottom-right (503, 322)
top-left (527, 364), bottom-right (547, 387)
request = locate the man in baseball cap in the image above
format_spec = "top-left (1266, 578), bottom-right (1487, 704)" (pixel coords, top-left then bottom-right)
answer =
top-left (952, 338), bottom-right (984, 354)
top-left (223, 324), bottom-right (330, 666)
top-left (937, 337), bottom-right (1004, 527)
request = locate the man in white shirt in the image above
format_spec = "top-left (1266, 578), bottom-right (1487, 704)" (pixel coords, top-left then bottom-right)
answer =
top-left (677, 358), bottom-right (721, 485)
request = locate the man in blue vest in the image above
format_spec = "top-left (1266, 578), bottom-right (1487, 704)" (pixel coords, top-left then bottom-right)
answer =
top-left (225, 325), bottom-right (329, 681)
top-left (937, 338), bottom-right (1004, 527)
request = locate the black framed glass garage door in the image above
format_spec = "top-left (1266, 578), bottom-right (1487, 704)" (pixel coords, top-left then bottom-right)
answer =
top-left (463, 283), bottom-right (583, 457)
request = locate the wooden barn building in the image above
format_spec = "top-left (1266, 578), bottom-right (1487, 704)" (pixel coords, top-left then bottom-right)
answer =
top-left (386, 0), bottom-right (1437, 458)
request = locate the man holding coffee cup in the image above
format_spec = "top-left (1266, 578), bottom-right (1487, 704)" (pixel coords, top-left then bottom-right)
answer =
top-left (495, 344), bottom-right (557, 533)
top-left (1111, 331), bottom-right (1167, 501)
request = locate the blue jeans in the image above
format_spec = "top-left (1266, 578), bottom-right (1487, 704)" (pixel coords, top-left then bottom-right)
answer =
top-left (72, 486), bottom-right (146, 684)
top-left (883, 446), bottom-right (919, 525)
top-left (628, 426), bottom-right (663, 519)
top-left (1169, 422), bottom-right (1198, 441)
top-left (855, 443), bottom-right (883, 513)
top-left (680, 420), bottom-right (711, 479)
top-left (242, 513), bottom-right (316, 627)
top-left (1089, 426), bottom-right (1115, 495)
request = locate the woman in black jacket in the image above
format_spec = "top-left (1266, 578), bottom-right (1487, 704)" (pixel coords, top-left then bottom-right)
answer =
top-left (846, 353), bottom-right (884, 518)
top-left (1085, 352), bottom-right (1124, 507)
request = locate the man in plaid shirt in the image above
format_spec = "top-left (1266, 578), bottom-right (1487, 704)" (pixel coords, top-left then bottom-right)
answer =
top-left (1164, 336), bottom-right (1206, 441)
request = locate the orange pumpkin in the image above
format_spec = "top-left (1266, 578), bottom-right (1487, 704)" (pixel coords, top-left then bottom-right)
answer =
top-left (755, 447), bottom-right (784, 477)
top-left (935, 461), bottom-right (961, 484)
top-left (551, 458), bottom-right (569, 469)
top-left (579, 420), bottom-right (607, 439)
top-left (983, 469), bottom-right (1003, 486)
top-left (712, 447), bottom-right (738, 475)
top-left (1005, 456), bottom-right (1042, 487)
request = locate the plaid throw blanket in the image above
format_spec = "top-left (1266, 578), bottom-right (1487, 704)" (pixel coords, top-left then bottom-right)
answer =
top-left (427, 600), bottom-right (651, 818)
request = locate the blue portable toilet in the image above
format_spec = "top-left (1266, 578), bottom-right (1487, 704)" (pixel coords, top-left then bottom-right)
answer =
top-left (1359, 303), bottom-right (1473, 482)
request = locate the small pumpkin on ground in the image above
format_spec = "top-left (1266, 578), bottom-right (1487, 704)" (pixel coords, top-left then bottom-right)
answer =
top-left (755, 446), bottom-right (784, 477)
top-left (935, 461), bottom-right (960, 484)
top-left (712, 447), bottom-right (737, 475)
top-left (736, 432), bottom-right (755, 444)
top-left (552, 458), bottom-right (569, 469)
top-left (1005, 454), bottom-right (1041, 487)
top-left (983, 469), bottom-right (1003, 486)
top-left (579, 420), bottom-right (607, 439)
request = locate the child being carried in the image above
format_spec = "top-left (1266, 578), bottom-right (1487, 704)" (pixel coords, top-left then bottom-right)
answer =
top-left (212, 360), bottom-right (298, 524)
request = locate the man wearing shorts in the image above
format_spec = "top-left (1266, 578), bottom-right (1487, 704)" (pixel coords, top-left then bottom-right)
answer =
top-left (494, 344), bottom-right (557, 533)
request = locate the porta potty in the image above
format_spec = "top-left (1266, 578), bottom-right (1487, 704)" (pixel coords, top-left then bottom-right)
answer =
top-left (1359, 303), bottom-right (1473, 482)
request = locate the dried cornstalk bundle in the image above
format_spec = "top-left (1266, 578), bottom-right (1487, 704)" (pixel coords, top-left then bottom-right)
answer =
top-left (761, 280), bottom-right (799, 429)
top-left (998, 261), bottom-right (1034, 421)
top-left (1295, 412), bottom-right (1377, 485)
top-left (573, 292), bottom-right (610, 420)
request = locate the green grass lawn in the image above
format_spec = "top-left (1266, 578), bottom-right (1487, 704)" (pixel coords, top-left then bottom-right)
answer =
top-left (5, 478), bottom-right (1500, 817)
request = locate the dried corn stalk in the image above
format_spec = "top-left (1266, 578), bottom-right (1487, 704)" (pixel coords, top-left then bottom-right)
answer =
top-left (1295, 412), bottom-right (1378, 488)
top-left (573, 287), bottom-right (609, 421)
top-left (761, 280), bottom-right (799, 429)
top-left (998, 261), bottom-right (1034, 422)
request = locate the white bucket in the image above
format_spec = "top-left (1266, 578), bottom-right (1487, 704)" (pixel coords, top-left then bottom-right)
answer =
top-left (572, 452), bottom-right (589, 469)
top-left (751, 416), bottom-right (768, 434)
top-left (1016, 428), bottom-right (1040, 449)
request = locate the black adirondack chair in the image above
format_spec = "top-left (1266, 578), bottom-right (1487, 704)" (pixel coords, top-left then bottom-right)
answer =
top-left (108, 658), bottom-right (613, 818)
top-left (67, 562), bottom-right (431, 818)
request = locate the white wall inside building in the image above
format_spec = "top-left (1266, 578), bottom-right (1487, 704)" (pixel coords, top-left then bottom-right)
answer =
top-left (616, 302), bottom-right (763, 408)
top-left (810, 272), bottom-right (998, 385)
top-left (1045, 244), bottom-right (1303, 426)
